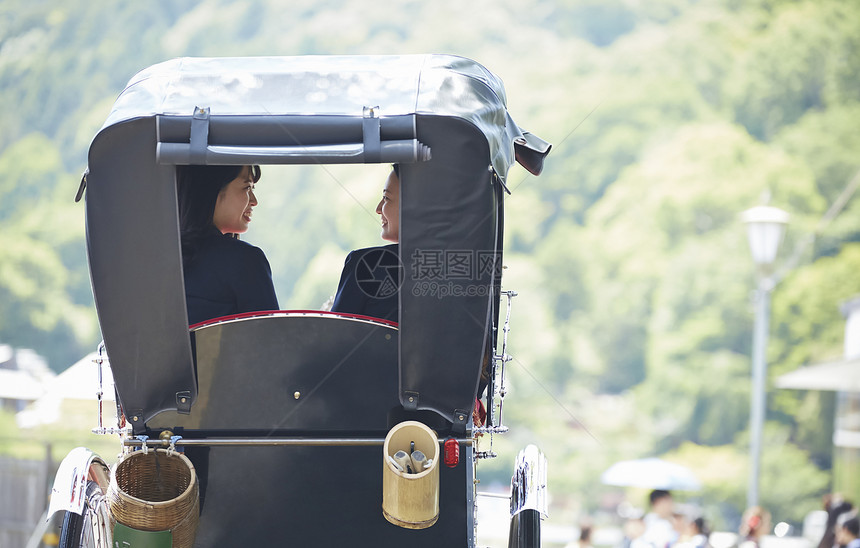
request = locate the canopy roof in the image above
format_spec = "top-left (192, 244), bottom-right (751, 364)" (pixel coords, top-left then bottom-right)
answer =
top-left (100, 54), bottom-right (549, 182)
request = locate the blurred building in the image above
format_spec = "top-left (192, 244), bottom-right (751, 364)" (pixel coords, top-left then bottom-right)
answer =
top-left (777, 296), bottom-right (860, 503)
top-left (16, 351), bottom-right (114, 429)
top-left (0, 344), bottom-right (54, 413)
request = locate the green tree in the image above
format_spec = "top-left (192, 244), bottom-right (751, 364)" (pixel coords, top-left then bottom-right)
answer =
top-left (727, 1), bottom-right (860, 141)
top-left (0, 134), bottom-right (98, 370)
top-left (769, 244), bottom-right (860, 464)
top-left (670, 432), bottom-right (829, 528)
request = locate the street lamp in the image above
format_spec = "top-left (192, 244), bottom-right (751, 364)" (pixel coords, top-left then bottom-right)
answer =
top-left (741, 205), bottom-right (789, 509)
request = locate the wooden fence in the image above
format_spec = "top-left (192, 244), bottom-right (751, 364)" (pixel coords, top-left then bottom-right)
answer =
top-left (0, 448), bottom-right (54, 548)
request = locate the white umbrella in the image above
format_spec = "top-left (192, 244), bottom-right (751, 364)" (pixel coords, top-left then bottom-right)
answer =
top-left (601, 458), bottom-right (702, 491)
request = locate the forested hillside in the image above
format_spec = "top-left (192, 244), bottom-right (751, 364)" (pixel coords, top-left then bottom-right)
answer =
top-left (1, 0), bottom-right (858, 528)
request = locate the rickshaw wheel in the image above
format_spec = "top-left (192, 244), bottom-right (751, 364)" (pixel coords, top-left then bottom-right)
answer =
top-left (507, 508), bottom-right (541, 548)
top-left (59, 480), bottom-right (110, 548)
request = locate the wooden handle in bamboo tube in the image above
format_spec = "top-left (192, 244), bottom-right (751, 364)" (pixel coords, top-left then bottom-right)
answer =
top-left (382, 421), bottom-right (440, 529)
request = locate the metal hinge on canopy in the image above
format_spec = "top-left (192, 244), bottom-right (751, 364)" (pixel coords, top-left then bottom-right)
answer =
top-left (491, 167), bottom-right (511, 195)
top-left (451, 408), bottom-right (470, 434)
top-left (403, 391), bottom-right (419, 411)
top-left (74, 169), bottom-right (88, 202)
top-left (176, 390), bottom-right (192, 414)
top-left (363, 106), bottom-right (382, 164)
top-left (190, 106), bottom-right (211, 164)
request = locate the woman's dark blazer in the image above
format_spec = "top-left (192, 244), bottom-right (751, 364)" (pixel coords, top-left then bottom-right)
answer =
top-left (183, 233), bottom-right (279, 325)
top-left (331, 243), bottom-right (400, 322)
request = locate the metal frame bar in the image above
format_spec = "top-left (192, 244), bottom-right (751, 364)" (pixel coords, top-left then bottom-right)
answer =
top-left (122, 437), bottom-right (473, 448)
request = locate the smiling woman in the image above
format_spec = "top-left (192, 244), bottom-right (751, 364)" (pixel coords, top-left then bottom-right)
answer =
top-left (177, 164), bottom-right (279, 325)
top-left (376, 164), bottom-right (400, 243)
top-left (331, 164), bottom-right (401, 322)
top-left (212, 165), bottom-right (259, 234)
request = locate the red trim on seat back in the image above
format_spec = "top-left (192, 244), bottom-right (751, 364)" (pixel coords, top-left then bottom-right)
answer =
top-left (189, 310), bottom-right (399, 330)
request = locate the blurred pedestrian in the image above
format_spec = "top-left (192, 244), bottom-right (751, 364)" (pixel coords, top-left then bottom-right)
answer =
top-left (674, 515), bottom-right (709, 548)
top-left (642, 490), bottom-right (678, 548)
top-left (568, 521), bottom-right (594, 548)
top-left (836, 515), bottom-right (859, 548)
top-left (739, 506), bottom-right (771, 548)
top-left (621, 517), bottom-right (648, 548)
top-left (673, 512), bottom-right (690, 542)
top-left (687, 517), bottom-right (710, 548)
top-left (819, 495), bottom-right (854, 548)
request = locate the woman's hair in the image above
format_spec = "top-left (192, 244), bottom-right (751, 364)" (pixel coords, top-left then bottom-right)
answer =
top-left (844, 515), bottom-right (860, 538)
top-left (693, 517), bottom-right (710, 537)
top-left (579, 525), bottom-right (592, 542)
top-left (176, 165), bottom-right (261, 264)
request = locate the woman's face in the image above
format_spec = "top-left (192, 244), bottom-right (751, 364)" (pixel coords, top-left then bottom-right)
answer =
top-left (213, 166), bottom-right (258, 234)
top-left (376, 169), bottom-right (400, 242)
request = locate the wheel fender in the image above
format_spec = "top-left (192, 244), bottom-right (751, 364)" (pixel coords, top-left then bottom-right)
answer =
top-left (510, 444), bottom-right (547, 519)
top-left (47, 447), bottom-right (111, 519)
top-left (508, 445), bottom-right (548, 548)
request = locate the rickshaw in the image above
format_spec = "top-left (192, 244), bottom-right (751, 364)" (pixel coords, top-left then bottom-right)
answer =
top-left (46, 54), bottom-right (551, 547)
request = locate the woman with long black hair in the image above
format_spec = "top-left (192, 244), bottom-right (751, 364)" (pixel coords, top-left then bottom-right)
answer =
top-left (177, 164), bottom-right (278, 325)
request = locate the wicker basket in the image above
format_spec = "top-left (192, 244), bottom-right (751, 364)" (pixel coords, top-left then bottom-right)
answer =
top-left (107, 449), bottom-right (199, 548)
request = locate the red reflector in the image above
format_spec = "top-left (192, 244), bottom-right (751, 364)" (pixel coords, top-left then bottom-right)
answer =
top-left (443, 438), bottom-right (460, 467)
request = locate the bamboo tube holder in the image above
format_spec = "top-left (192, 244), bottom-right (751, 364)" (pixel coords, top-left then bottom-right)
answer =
top-left (382, 421), bottom-right (440, 529)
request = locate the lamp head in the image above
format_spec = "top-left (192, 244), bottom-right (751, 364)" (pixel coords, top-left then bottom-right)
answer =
top-left (741, 205), bottom-right (789, 267)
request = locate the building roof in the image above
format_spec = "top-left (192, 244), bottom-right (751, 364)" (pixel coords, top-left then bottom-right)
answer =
top-left (775, 356), bottom-right (860, 392)
top-left (16, 352), bottom-right (115, 429)
top-left (0, 369), bottom-right (45, 400)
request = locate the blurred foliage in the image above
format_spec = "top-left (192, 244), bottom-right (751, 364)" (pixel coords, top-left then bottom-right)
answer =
top-left (668, 429), bottom-right (829, 529)
top-left (1, 0), bottom-right (858, 531)
top-left (0, 134), bottom-right (98, 367)
top-left (0, 407), bottom-right (118, 464)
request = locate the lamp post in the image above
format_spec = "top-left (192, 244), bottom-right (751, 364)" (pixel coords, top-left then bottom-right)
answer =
top-left (741, 205), bottom-right (789, 509)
